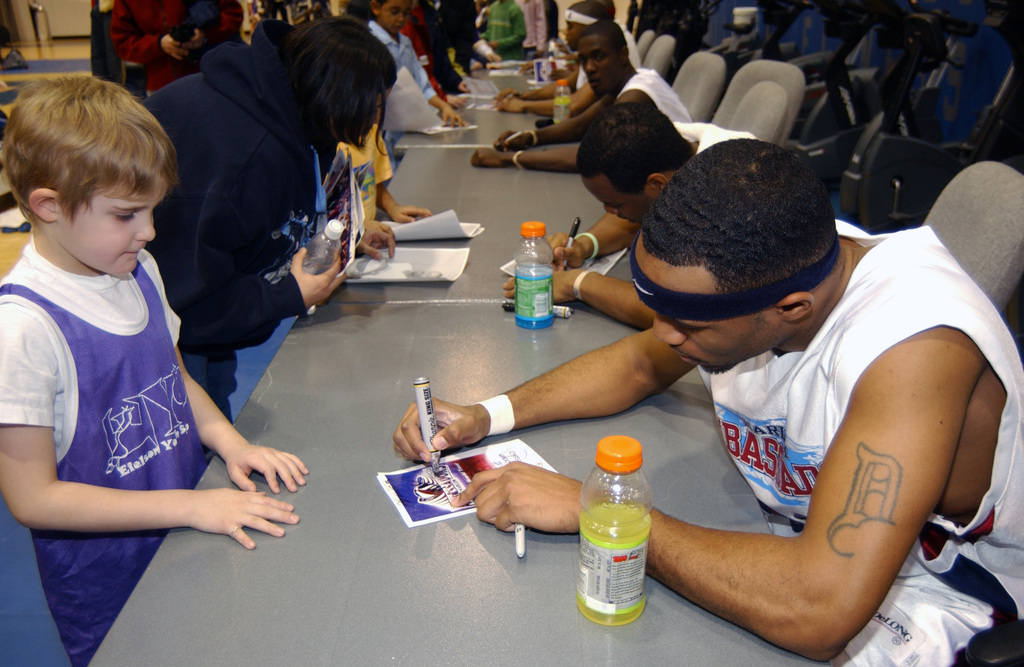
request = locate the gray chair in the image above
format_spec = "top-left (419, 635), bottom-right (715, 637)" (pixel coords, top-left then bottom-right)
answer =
top-left (641, 34), bottom-right (676, 81)
top-left (924, 161), bottom-right (1024, 310)
top-left (723, 80), bottom-right (789, 143)
top-left (672, 51), bottom-right (727, 123)
top-left (635, 29), bottom-right (656, 61)
top-left (710, 59), bottom-right (805, 145)
top-left (932, 164), bottom-right (1024, 667)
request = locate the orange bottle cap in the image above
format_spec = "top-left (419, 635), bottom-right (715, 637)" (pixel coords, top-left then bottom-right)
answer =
top-left (595, 435), bottom-right (643, 473)
top-left (520, 221), bottom-right (547, 237)
top-left (556, 78), bottom-right (568, 86)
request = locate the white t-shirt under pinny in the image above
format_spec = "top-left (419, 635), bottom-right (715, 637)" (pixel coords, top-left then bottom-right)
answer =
top-left (704, 222), bottom-right (1024, 666)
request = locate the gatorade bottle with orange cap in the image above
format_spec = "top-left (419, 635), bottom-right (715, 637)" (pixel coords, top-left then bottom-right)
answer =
top-left (576, 435), bottom-right (652, 625)
top-left (552, 79), bottom-right (571, 123)
top-left (514, 221), bottom-right (554, 329)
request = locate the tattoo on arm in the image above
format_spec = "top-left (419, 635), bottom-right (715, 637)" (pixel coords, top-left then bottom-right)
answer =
top-left (826, 442), bottom-right (903, 558)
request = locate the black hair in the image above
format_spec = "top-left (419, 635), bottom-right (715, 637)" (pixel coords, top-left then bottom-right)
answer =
top-left (346, 0), bottom-right (371, 21)
top-left (642, 139), bottom-right (837, 293)
top-left (577, 103), bottom-right (692, 194)
top-left (578, 19), bottom-right (626, 52)
top-left (279, 17), bottom-right (396, 153)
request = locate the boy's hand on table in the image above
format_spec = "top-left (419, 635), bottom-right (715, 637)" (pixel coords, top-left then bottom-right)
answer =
top-left (222, 443), bottom-right (308, 494)
top-left (189, 488), bottom-right (300, 550)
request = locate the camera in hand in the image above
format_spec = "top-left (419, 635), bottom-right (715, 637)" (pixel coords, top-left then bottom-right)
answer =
top-left (168, 18), bottom-right (197, 44)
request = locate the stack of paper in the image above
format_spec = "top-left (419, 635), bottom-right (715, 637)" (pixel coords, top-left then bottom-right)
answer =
top-left (383, 209), bottom-right (484, 241)
top-left (345, 247), bottom-right (470, 283)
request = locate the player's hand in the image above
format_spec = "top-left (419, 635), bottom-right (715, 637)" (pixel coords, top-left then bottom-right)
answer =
top-left (551, 233), bottom-right (590, 269)
top-left (393, 399), bottom-right (491, 463)
top-left (471, 147), bottom-right (512, 168)
top-left (495, 87), bottom-right (519, 104)
top-left (160, 34), bottom-right (189, 60)
top-left (496, 96), bottom-right (527, 113)
top-left (453, 462), bottom-right (582, 533)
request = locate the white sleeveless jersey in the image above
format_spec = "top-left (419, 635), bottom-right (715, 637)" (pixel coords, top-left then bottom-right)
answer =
top-left (704, 222), bottom-right (1024, 666)
top-left (619, 68), bottom-right (692, 124)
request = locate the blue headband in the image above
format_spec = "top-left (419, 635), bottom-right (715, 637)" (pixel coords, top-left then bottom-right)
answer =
top-left (630, 233), bottom-right (840, 321)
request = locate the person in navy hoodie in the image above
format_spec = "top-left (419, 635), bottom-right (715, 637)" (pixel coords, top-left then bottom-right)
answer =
top-left (144, 17), bottom-right (398, 414)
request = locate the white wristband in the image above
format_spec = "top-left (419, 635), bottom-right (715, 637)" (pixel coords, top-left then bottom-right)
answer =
top-left (573, 270), bottom-right (592, 301)
top-left (479, 394), bottom-right (514, 436)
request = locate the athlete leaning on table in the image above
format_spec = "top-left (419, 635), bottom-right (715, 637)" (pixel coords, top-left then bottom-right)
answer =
top-left (394, 140), bottom-right (1024, 665)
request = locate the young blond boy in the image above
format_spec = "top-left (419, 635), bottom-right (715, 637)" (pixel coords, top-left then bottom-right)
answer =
top-left (0, 77), bottom-right (309, 667)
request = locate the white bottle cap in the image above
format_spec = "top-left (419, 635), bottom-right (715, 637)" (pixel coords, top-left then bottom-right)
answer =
top-left (324, 219), bottom-right (344, 240)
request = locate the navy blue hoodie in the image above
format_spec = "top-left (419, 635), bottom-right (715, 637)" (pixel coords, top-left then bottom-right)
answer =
top-left (146, 21), bottom-right (331, 352)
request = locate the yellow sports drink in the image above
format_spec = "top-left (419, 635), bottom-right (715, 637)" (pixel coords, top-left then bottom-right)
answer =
top-left (576, 436), bottom-right (652, 625)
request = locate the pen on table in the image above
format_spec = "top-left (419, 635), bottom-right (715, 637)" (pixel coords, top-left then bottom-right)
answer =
top-left (503, 300), bottom-right (573, 318)
top-left (413, 377), bottom-right (441, 473)
top-left (562, 216), bottom-right (581, 270)
top-left (515, 522), bottom-right (526, 558)
top-left (503, 130), bottom-right (525, 148)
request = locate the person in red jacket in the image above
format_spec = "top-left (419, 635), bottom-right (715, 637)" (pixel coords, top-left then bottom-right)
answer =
top-left (111, 0), bottom-right (243, 94)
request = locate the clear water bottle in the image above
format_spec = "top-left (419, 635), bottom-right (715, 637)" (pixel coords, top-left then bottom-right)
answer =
top-left (552, 79), bottom-right (571, 124)
top-left (302, 219), bottom-right (344, 275)
top-left (577, 435), bottom-right (652, 626)
top-left (514, 221), bottom-right (553, 329)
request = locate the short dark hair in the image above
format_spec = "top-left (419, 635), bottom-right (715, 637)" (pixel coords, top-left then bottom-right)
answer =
top-left (577, 103), bottom-right (693, 194)
top-left (579, 19), bottom-right (626, 52)
top-left (345, 0), bottom-right (371, 21)
top-left (279, 17), bottom-right (396, 152)
top-left (642, 139), bottom-right (837, 293)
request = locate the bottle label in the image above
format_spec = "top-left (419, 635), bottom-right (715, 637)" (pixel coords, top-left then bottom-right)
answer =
top-left (515, 274), bottom-right (552, 321)
top-left (577, 536), bottom-right (648, 614)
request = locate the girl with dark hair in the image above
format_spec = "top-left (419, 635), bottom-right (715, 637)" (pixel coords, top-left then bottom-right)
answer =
top-left (143, 17), bottom-right (398, 415)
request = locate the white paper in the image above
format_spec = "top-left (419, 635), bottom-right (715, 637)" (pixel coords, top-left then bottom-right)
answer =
top-left (383, 209), bottom-right (484, 241)
top-left (381, 67), bottom-right (443, 132)
top-left (500, 247), bottom-right (629, 277)
top-left (376, 439), bottom-right (556, 528)
top-left (345, 247), bottom-right (470, 282)
top-left (414, 123), bottom-right (479, 135)
top-left (462, 77), bottom-right (499, 98)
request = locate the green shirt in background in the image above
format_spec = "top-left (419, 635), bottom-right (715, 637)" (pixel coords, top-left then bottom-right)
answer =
top-left (482, 0), bottom-right (527, 61)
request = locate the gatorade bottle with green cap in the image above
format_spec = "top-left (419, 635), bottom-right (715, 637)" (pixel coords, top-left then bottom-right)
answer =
top-left (577, 435), bottom-right (652, 625)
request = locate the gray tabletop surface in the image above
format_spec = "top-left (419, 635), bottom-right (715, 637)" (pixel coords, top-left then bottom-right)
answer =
top-left (90, 121), bottom-right (824, 666)
top-left (334, 147), bottom-right (607, 305)
top-left (395, 73), bottom-right (541, 150)
top-left (394, 106), bottom-right (542, 150)
top-left (92, 304), bottom-right (820, 666)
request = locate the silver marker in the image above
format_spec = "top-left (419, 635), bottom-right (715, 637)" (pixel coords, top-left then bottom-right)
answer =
top-left (515, 522), bottom-right (526, 558)
top-left (413, 377), bottom-right (440, 473)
